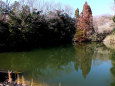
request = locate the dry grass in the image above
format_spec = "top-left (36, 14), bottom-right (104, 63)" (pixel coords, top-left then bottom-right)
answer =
top-left (103, 33), bottom-right (115, 49)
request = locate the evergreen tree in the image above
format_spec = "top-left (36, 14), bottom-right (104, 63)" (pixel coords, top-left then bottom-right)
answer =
top-left (74, 2), bottom-right (94, 42)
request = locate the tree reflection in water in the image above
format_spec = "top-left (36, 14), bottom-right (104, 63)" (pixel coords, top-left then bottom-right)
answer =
top-left (74, 43), bottom-right (93, 78)
top-left (0, 45), bottom-right (76, 85)
top-left (0, 43), bottom-right (114, 86)
top-left (110, 50), bottom-right (115, 86)
top-left (74, 43), bottom-right (111, 79)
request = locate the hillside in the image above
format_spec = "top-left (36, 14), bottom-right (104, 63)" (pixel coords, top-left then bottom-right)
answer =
top-left (93, 15), bottom-right (115, 33)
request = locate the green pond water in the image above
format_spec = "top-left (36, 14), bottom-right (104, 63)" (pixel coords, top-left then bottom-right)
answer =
top-left (0, 43), bottom-right (115, 86)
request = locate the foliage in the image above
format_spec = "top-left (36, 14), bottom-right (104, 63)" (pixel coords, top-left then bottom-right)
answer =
top-left (0, 21), bottom-right (9, 44)
top-left (90, 32), bottom-right (110, 42)
top-left (46, 13), bottom-right (75, 44)
top-left (74, 43), bottom-right (93, 78)
top-left (113, 15), bottom-right (115, 22)
top-left (74, 2), bottom-right (94, 42)
top-left (0, 1), bottom-right (75, 51)
top-left (75, 8), bottom-right (79, 18)
top-left (74, 30), bottom-right (86, 42)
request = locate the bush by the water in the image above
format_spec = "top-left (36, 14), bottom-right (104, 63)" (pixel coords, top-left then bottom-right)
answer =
top-left (0, 6), bottom-right (75, 51)
top-left (1, 0), bottom-right (114, 51)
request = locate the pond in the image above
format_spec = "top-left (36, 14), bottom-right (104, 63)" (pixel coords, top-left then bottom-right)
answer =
top-left (0, 43), bottom-right (115, 86)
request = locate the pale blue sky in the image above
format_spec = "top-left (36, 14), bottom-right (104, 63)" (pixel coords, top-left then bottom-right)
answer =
top-left (53, 0), bottom-right (114, 16)
top-left (2, 0), bottom-right (114, 16)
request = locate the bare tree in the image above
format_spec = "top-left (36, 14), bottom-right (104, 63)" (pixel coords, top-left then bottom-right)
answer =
top-left (10, 0), bottom-right (74, 16)
top-left (0, 0), bottom-right (6, 9)
top-left (35, 0), bottom-right (62, 14)
top-left (6, 0), bottom-right (12, 10)
top-left (27, 0), bottom-right (38, 11)
top-left (36, 0), bottom-right (45, 11)
top-left (43, 0), bottom-right (55, 14)
top-left (55, 2), bottom-right (62, 11)
top-left (19, 0), bottom-right (26, 6)
top-left (64, 5), bottom-right (73, 16)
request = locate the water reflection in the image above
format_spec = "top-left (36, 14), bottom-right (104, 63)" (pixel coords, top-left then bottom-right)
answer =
top-left (0, 70), bottom-right (17, 82)
top-left (74, 43), bottom-right (111, 79)
top-left (110, 50), bottom-right (115, 86)
top-left (0, 45), bottom-right (75, 85)
top-left (74, 43), bottom-right (93, 78)
top-left (0, 43), bottom-right (114, 86)
top-left (103, 39), bottom-right (115, 86)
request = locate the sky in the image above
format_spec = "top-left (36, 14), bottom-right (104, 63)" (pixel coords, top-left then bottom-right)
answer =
top-left (53, 0), bottom-right (114, 16)
top-left (2, 0), bottom-right (114, 16)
